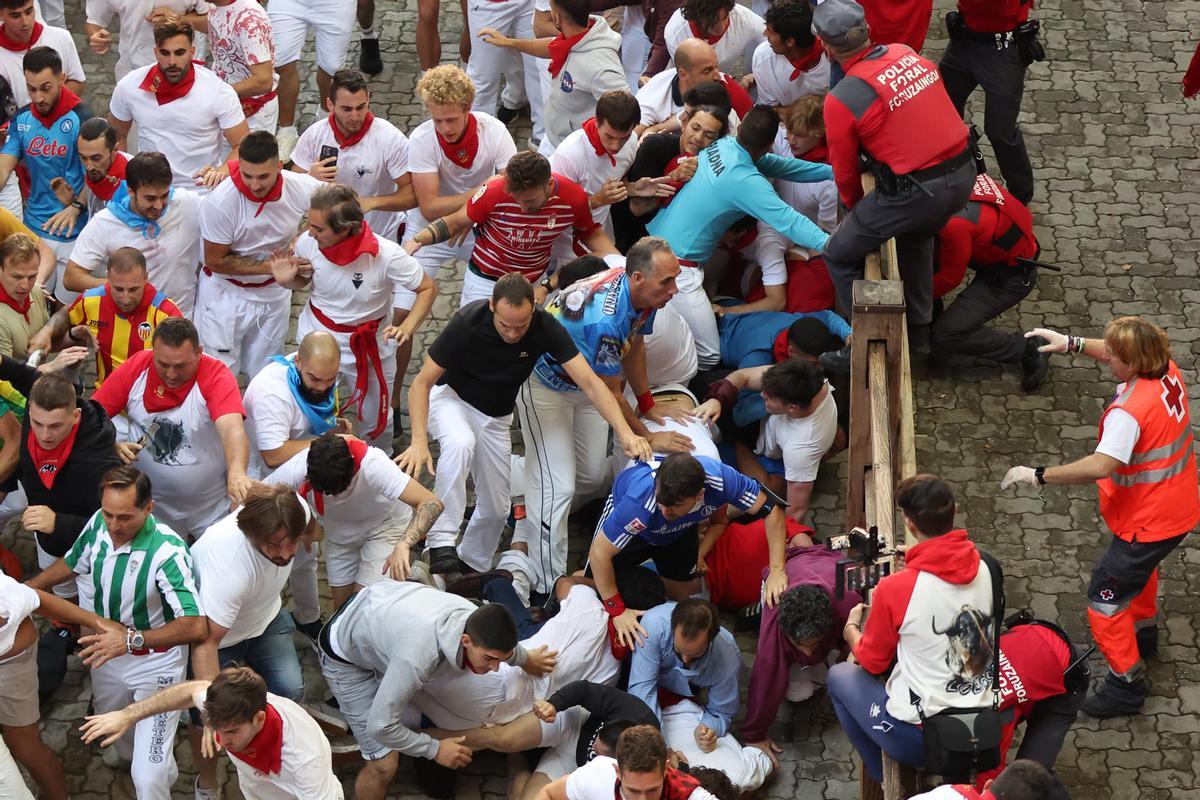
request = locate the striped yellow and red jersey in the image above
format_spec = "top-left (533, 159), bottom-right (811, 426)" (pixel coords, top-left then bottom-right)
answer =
top-left (68, 283), bottom-right (182, 386)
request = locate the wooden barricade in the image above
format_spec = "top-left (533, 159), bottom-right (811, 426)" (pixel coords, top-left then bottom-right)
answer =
top-left (846, 176), bottom-right (921, 800)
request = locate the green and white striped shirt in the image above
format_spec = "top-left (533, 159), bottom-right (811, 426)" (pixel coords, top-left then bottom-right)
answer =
top-left (65, 511), bottom-right (202, 631)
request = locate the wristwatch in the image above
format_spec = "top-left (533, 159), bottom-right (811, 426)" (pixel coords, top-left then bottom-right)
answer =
top-left (539, 274), bottom-right (554, 292)
top-left (1034, 466), bottom-right (1046, 485)
top-left (127, 628), bottom-right (145, 653)
top-left (69, 198), bottom-right (85, 213)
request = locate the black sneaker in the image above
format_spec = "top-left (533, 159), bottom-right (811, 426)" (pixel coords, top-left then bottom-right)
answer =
top-left (1136, 624), bottom-right (1159, 659)
top-left (1021, 336), bottom-right (1050, 392)
top-left (359, 38), bottom-right (383, 76)
top-left (736, 602), bottom-right (763, 632)
top-left (820, 345), bottom-right (851, 375)
top-left (429, 546), bottom-right (463, 575)
top-left (496, 104), bottom-right (523, 125)
top-left (1080, 673), bottom-right (1147, 719)
top-left (294, 617), bottom-right (325, 651)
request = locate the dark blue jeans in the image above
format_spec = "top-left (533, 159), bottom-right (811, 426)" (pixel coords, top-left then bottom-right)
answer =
top-left (827, 661), bottom-right (924, 782)
top-left (482, 579), bottom-right (545, 640)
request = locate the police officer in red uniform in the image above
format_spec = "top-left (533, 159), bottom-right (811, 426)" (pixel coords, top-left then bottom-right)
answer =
top-left (1003, 316), bottom-right (1200, 717)
top-left (931, 171), bottom-right (1049, 391)
top-left (816, 0), bottom-right (976, 359)
top-left (940, 0), bottom-right (1042, 204)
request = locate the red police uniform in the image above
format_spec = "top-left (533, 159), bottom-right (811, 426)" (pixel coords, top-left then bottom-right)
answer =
top-left (821, 44), bottom-right (974, 331)
top-left (858, 0), bottom-right (934, 53)
top-left (934, 173), bottom-right (1038, 298)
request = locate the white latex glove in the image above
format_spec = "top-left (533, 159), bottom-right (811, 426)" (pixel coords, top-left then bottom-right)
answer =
top-left (1001, 465), bottom-right (1040, 490)
top-left (1025, 327), bottom-right (1068, 353)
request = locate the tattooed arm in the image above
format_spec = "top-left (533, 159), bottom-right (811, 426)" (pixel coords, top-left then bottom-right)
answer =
top-left (381, 481), bottom-right (445, 581)
top-left (203, 239), bottom-right (274, 276)
top-left (402, 205), bottom-right (473, 255)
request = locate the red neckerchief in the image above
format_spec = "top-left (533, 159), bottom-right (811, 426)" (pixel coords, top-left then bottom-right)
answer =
top-left (547, 21), bottom-right (593, 78)
top-left (143, 360), bottom-right (198, 413)
top-left (798, 139), bottom-right (829, 164)
top-left (687, 17), bottom-right (727, 45)
top-left (330, 111), bottom-right (374, 148)
top-left (788, 37), bottom-right (824, 79)
top-left (0, 282), bottom-right (31, 321)
top-left (226, 160), bottom-right (283, 218)
top-left (30, 86), bottom-right (80, 127)
top-left (436, 113), bottom-right (480, 169)
top-left (138, 62), bottom-right (199, 105)
top-left (319, 221), bottom-right (380, 266)
top-left (223, 704), bottom-right (284, 776)
top-left (0, 21), bottom-right (41, 51)
top-left (27, 419), bottom-right (80, 490)
top-left (300, 437), bottom-right (368, 515)
top-left (722, 224), bottom-right (758, 254)
top-left (581, 117), bottom-right (616, 166)
top-left (614, 767), bottom-right (701, 800)
top-left (772, 328), bottom-right (791, 363)
top-left (87, 152), bottom-right (128, 202)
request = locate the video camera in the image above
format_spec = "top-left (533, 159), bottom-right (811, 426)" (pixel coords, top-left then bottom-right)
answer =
top-left (827, 526), bottom-right (903, 600)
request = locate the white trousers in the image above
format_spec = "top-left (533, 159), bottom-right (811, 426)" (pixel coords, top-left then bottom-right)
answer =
top-left (522, 47), bottom-right (550, 145)
top-left (48, 238), bottom-right (77, 306)
top-left (668, 264), bottom-right (720, 369)
top-left (465, 0), bottom-right (530, 114)
top-left (0, 175), bottom-right (21, 219)
top-left (426, 385), bottom-right (513, 572)
top-left (0, 733), bottom-right (31, 800)
top-left (194, 271), bottom-right (290, 379)
top-left (513, 378), bottom-right (609, 593)
top-left (621, 7), bottom-right (651, 89)
top-left (661, 700), bottom-right (775, 792)
top-left (296, 306), bottom-right (398, 451)
top-left (268, 0), bottom-right (356, 73)
top-left (245, 98), bottom-right (280, 134)
top-left (460, 269), bottom-right (497, 308)
top-left (289, 541), bottom-right (322, 624)
top-left (91, 648), bottom-right (187, 800)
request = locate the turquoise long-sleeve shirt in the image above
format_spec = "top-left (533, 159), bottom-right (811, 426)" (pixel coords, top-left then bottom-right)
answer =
top-left (647, 136), bottom-right (833, 262)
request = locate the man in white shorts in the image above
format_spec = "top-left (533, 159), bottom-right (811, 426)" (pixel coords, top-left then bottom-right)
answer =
top-left (749, 0), bottom-right (828, 107)
top-left (205, 0), bottom-right (278, 133)
top-left (197, 130), bottom-right (323, 379)
top-left (462, 0), bottom-right (528, 119)
top-left (62, 151), bottom-right (202, 315)
top-left (405, 64), bottom-right (516, 287)
top-left (106, 21), bottom-right (248, 193)
top-left (267, 431), bottom-right (444, 610)
top-left (268, 0), bottom-right (356, 162)
top-left (81, 666), bottom-right (344, 800)
top-left (92, 318), bottom-right (256, 540)
top-left (28, 465), bottom-right (206, 800)
top-left (271, 185), bottom-right (434, 449)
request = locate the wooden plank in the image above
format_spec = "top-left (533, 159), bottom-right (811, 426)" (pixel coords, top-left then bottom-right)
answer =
top-left (868, 341), bottom-right (894, 549)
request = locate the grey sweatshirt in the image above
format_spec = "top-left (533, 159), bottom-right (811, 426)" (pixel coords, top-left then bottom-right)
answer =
top-left (544, 16), bottom-right (630, 149)
top-left (331, 581), bottom-right (528, 759)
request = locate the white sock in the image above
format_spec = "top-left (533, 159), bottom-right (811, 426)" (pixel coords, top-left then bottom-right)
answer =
top-left (361, 26), bottom-right (377, 40)
top-left (278, 124), bottom-right (297, 136)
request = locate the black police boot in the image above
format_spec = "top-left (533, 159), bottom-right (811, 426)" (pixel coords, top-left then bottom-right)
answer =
top-left (496, 104), bottom-right (525, 125)
top-left (735, 601), bottom-right (762, 632)
top-left (1136, 624), bottom-right (1159, 659)
top-left (428, 546), bottom-right (463, 575)
top-left (1080, 671), bottom-right (1147, 719)
top-left (359, 37), bottom-right (383, 76)
top-left (820, 345), bottom-right (851, 374)
top-left (1021, 336), bottom-right (1051, 392)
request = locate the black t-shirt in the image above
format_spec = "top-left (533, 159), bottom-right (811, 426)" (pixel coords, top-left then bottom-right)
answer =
top-left (427, 300), bottom-right (579, 417)
top-left (611, 133), bottom-right (683, 252)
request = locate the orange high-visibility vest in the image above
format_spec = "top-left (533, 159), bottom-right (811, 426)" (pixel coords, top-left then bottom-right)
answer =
top-left (1097, 360), bottom-right (1200, 542)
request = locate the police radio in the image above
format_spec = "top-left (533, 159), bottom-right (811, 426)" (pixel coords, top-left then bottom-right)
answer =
top-left (828, 525), bottom-right (903, 600)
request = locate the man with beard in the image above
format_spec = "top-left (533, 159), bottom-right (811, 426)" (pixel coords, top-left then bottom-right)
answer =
top-left (73, 118), bottom-right (128, 217)
top-left (196, 130), bottom-right (323, 379)
top-left (0, 46), bottom-right (93, 303)
top-left (186, 485), bottom-right (317, 800)
top-left (61, 152), bottom-right (203, 315)
top-left (107, 21), bottom-right (249, 193)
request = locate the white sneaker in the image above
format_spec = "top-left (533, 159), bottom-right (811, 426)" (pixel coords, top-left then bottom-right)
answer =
top-left (194, 776), bottom-right (221, 800)
top-left (101, 746), bottom-right (132, 771)
top-left (406, 559), bottom-right (445, 591)
top-left (304, 699), bottom-right (350, 734)
top-left (786, 663), bottom-right (829, 703)
top-left (276, 125), bottom-right (299, 163)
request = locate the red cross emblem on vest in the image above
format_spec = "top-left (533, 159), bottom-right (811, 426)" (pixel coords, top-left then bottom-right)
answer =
top-left (1161, 374), bottom-right (1186, 422)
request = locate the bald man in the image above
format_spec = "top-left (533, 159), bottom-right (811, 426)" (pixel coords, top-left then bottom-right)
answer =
top-left (242, 330), bottom-right (347, 642)
top-left (636, 38), bottom-right (752, 136)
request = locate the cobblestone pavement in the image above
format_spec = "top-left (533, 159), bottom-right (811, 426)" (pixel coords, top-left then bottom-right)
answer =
top-left (5, 0), bottom-right (1199, 797)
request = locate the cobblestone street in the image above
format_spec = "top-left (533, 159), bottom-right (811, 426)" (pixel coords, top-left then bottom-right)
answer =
top-left (5, 0), bottom-right (1200, 796)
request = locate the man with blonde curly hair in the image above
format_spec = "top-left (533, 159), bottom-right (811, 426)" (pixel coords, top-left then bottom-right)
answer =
top-left (406, 65), bottom-right (517, 286)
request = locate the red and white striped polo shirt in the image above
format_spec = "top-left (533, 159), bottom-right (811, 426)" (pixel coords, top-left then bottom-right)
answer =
top-left (465, 173), bottom-right (598, 281)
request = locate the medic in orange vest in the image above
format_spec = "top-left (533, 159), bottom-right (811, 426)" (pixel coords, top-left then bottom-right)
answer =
top-left (1002, 317), bottom-right (1200, 718)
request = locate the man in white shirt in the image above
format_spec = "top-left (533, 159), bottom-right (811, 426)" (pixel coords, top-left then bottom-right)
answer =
top-left (406, 64), bottom-right (517, 285)
top-left (205, 0), bottom-right (278, 133)
top-left (62, 151), bottom-right (202, 315)
top-left (636, 38), bottom-right (747, 135)
top-left (267, 0), bottom-right (357, 162)
top-left (107, 20), bottom-right (248, 193)
top-left (693, 358), bottom-right (836, 524)
top-left (75, 118), bottom-right (128, 217)
top-left (0, 0), bottom-right (84, 107)
top-left (267, 432), bottom-right (445, 609)
top-left (82, 666), bottom-right (344, 800)
top-left (197, 130), bottom-right (323, 379)
top-left (85, 0), bottom-right (209, 81)
top-left (271, 185), bottom-right (436, 449)
top-left (188, 486), bottom-right (314, 800)
top-left (749, 0), bottom-right (829, 108)
top-left (664, 0), bottom-right (764, 76)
